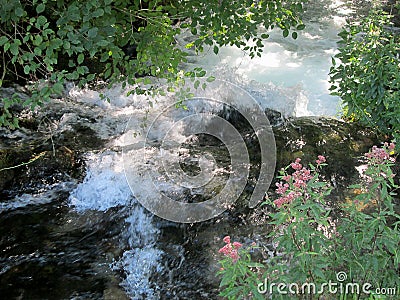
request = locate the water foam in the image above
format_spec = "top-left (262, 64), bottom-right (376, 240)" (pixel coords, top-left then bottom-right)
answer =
top-left (68, 150), bottom-right (163, 299)
top-left (111, 208), bottom-right (163, 299)
top-left (68, 152), bottom-right (131, 212)
top-left (0, 181), bottom-right (76, 213)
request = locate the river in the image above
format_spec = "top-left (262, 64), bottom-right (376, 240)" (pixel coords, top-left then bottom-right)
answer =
top-left (0, 1), bottom-right (369, 299)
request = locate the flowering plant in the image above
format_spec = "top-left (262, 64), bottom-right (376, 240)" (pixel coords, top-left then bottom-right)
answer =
top-left (265, 155), bottom-right (335, 288)
top-left (217, 236), bottom-right (264, 300)
top-left (216, 144), bottom-right (400, 299)
top-left (334, 142), bottom-right (400, 289)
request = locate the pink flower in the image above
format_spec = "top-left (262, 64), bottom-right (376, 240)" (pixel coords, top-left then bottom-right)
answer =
top-left (301, 168), bottom-right (311, 180)
top-left (219, 237), bottom-right (242, 263)
top-left (291, 158), bottom-right (302, 170)
top-left (218, 244), bottom-right (232, 255)
top-left (274, 190), bottom-right (303, 208)
top-left (316, 155), bottom-right (326, 165)
top-left (273, 197), bottom-right (286, 208)
top-left (276, 182), bottom-right (289, 194)
top-left (233, 242), bottom-right (243, 249)
top-left (282, 175), bottom-right (291, 182)
top-left (230, 250), bottom-right (239, 262)
top-left (290, 167), bottom-right (312, 189)
top-left (294, 179), bottom-right (306, 189)
top-left (365, 145), bottom-right (395, 164)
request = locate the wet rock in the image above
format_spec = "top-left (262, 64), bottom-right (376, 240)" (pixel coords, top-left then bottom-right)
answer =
top-left (0, 91), bottom-right (110, 197)
top-left (0, 146), bottom-right (85, 197)
top-left (265, 108), bottom-right (284, 126)
top-left (273, 116), bottom-right (385, 188)
top-left (103, 286), bottom-right (130, 300)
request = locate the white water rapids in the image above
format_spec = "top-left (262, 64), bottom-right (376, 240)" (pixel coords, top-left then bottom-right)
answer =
top-left (61, 1), bottom-right (354, 298)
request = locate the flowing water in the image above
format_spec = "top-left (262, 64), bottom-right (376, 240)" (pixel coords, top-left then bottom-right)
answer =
top-left (0, 1), bottom-right (371, 299)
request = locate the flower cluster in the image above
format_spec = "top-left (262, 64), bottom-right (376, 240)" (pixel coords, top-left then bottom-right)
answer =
top-left (218, 236), bottom-right (243, 262)
top-left (365, 143), bottom-right (396, 164)
top-left (316, 155), bottom-right (326, 165)
top-left (273, 156), bottom-right (326, 208)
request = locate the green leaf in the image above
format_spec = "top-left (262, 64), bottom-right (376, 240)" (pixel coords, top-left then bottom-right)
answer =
top-left (15, 7), bottom-right (24, 17)
top-left (10, 43), bottom-right (19, 56)
top-left (36, 15), bottom-right (47, 27)
top-left (23, 65), bottom-right (30, 74)
top-left (197, 70), bottom-right (206, 77)
top-left (220, 272), bottom-right (234, 287)
top-left (52, 82), bottom-right (64, 95)
top-left (213, 45), bottom-right (219, 55)
top-left (104, 67), bottom-right (111, 79)
top-left (144, 77), bottom-right (152, 85)
top-left (247, 262), bottom-right (264, 268)
top-left (297, 24), bottom-right (306, 30)
top-left (77, 53), bottom-right (84, 64)
top-left (97, 40), bottom-right (109, 47)
top-left (92, 8), bottom-right (104, 18)
top-left (36, 3), bottom-right (45, 14)
top-left (292, 32), bottom-right (298, 39)
top-left (206, 76), bottom-right (215, 82)
top-left (4, 42), bottom-right (10, 52)
top-left (87, 73), bottom-right (96, 81)
top-left (87, 27), bottom-right (98, 38)
top-left (50, 38), bottom-right (63, 49)
top-left (0, 36), bottom-right (8, 46)
top-left (33, 35), bottom-right (43, 46)
top-left (283, 29), bottom-right (289, 38)
top-left (77, 66), bottom-right (86, 75)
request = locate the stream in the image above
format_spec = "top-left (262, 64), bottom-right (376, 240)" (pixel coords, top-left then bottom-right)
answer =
top-left (0, 1), bottom-right (379, 299)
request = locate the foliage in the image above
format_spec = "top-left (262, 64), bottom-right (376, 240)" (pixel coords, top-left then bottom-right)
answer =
top-left (217, 236), bottom-right (264, 300)
top-left (0, 0), bottom-right (306, 127)
top-left (217, 145), bottom-right (400, 299)
top-left (329, 10), bottom-right (400, 146)
top-left (334, 143), bottom-right (400, 290)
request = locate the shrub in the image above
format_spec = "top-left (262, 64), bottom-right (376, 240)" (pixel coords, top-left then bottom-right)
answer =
top-left (329, 10), bottom-right (400, 147)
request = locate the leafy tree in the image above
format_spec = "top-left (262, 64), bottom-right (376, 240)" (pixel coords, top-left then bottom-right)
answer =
top-left (0, 0), bottom-right (306, 127)
top-left (329, 9), bottom-right (400, 146)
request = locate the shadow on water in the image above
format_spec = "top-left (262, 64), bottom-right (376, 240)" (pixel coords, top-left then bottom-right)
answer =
top-left (0, 201), bottom-right (108, 299)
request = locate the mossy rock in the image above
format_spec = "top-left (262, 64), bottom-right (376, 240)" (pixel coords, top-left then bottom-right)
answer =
top-left (273, 116), bottom-right (385, 187)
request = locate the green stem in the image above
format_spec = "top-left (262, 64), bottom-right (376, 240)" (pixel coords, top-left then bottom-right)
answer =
top-left (0, 152), bottom-right (46, 172)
